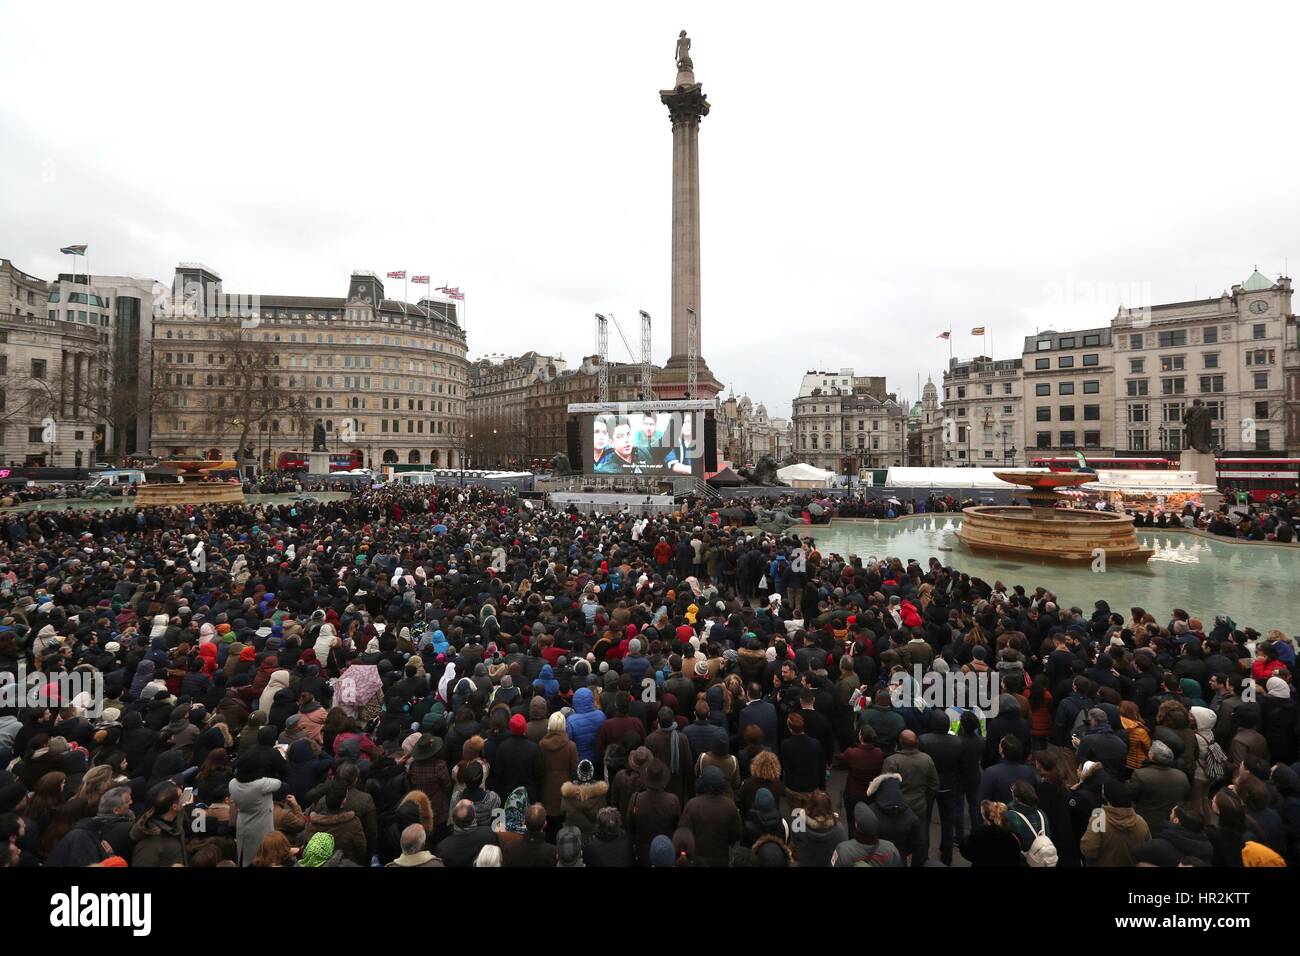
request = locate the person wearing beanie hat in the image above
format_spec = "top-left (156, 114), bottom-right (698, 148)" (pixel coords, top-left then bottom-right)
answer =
top-left (489, 711), bottom-right (545, 807)
top-left (1241, 840), bottom-right (1286, 866)
top-left (648, 833), bottom-right (676, 867)
top-left (1080, 782), bottom-right (1151, 866)
top-left (1127, 740), bottom-right (1190, 831)
top-left (297, 831), bottom-right (337, 867)
top-left (831, 803), bottom-right (901, 867)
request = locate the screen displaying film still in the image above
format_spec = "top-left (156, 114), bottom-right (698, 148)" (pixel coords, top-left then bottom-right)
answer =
top-left (582, 409), bottom-right (703, 478)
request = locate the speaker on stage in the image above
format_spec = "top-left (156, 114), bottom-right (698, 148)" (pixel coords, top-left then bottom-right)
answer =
top-left (703, 413), bottom-right (718, 471)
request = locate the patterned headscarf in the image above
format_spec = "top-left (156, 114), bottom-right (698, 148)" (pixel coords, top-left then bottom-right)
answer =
top-left (299, 832), bottom-right (335, 867)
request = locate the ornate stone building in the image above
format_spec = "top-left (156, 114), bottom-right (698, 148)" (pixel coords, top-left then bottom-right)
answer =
top-left (150, 265), bottom-right (468, 469)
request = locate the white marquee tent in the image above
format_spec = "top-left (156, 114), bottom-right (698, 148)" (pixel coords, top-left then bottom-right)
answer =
top-left (777, 462), bottom-right (837, 488)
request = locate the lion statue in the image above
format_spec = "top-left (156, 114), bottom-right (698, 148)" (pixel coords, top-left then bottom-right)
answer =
top-left (739, 454), bottom-right (786, 487)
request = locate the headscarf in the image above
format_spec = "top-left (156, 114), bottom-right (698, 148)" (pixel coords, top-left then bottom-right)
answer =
top-left (503, 787), bottom-right (529, 834)
top-left (299, 832), bottom-right (335, 867)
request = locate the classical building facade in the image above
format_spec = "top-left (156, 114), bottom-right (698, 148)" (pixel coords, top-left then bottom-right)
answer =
top-left (792, 369), bottom-right (907, 473)
top-left (940, 356), bottom-right (1024, 466)
top-left (915, 377), bottom-right (942, 466)
top-left (466, 352), bottom-right (566, 468)
top-left (1022, 327), bottom-right (1116, 457)
top-left (0, 259), bottom-right (103, 467)
top-left (1112, 270), bottom-right (1293, 455)
top-left (150, 265), bottom-right (468, 469)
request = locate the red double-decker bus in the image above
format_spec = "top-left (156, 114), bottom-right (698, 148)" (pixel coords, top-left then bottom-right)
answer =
top-left (276, 450), bottom-right (364, 472)
top-left (1215, 458), bottom-right (1300, 501)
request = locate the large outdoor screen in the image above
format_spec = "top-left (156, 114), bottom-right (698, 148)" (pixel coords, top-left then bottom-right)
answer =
top-left (581, 409), bottom-right (703, 478)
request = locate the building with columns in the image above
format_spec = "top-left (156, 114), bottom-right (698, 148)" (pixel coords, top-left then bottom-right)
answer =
top-left (523, 356), bottom-right (644, 466)
top-left (791, 369), bottom-right (907, 473)
top-left (150, 265), bottom-right (468, 470)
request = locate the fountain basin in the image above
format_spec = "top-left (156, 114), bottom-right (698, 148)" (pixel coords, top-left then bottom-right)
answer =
top-left (957, 505), bottom-right (1154, 562)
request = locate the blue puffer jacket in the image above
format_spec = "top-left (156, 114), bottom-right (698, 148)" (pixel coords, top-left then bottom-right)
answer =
top-left (566, 687), bottom-right (606, 763)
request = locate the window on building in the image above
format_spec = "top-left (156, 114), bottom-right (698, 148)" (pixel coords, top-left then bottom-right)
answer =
top-left (28, 426), bottom-right (44, 443)
top-left (1081, 353), bottom-right (1098, 367)
top-left (1253, 323), bottom-right (1266, 340)
top-left (1130, 333), bottom-right (1143, 349)
top-left (1035, 358), bottom-right (1049, 370)
top-left (1059, 430), bottom-right (1076, 447)
top-left (1036, 431), bottom-right (1051, 449)
top-left (1059, 336), bottom-right (1076, 349)
top-left (1083, 334), bottom-right (1101, 346)
top-left (1036, 339), bottom-right (1051, 351)
top-left (1161, 377), bottom-right (1186, 395)
top-left (1059, 406), bottom-right (1075, 421)
top-left (1084, 404), bottom-right (1100, 420)
top-left (1254, 400), bottom-right (1269, 420)
top-left (1128, 404), bottom-right (1149, 423)
top-left (1082, 380), bottom-right (1100, 394)
top-left (1059, 382), bottom-right (1075, 395)
top-left (1256, 429), bottom-right (1271, 451)
top-left (1127, 379), bottom-right (1149, 396)
top-left (30, 359), bottom-right (46, 379)
top-left (1128, 429), bottom-right (1149, 450)
top-left (1157, 330), bottom-right (1187, 348)
top-left (1058, 356), bottom-right (1074, 368)
top-left (1254, 372), bottom-right (1268, 389)
top-left (1036, 406), bottom-right (1051, 422)
top-left (1160, 356), bottom-right (1185, 372)
top-left (1203, 353), bottom-right (1219, 369)
top-left (1203, 327), bottom-right (1218, 344)
top-left (1129, 358), bottom-right (1144, 374)
top-left (1199, 375), bottom-right (1224, 393)
top-left (1035, 383), bottom-right (1050, 396)
top-left (1084, 430), bottom-right (1101, 448)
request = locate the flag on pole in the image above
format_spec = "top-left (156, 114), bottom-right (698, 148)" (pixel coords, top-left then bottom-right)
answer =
top-left (60, 244), bottom-right (87, 256)
top-left (437, 285), bottom-right (465, 299)
top-left (387, 270), bottom-right (406, 279)
top-left (411, 276), bottom-right (430, 284)
top-left (936, 331), bottom-right (951, 340)
top-left (970, 326), bottom-right (986, 336)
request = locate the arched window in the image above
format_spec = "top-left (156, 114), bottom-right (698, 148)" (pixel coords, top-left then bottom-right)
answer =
top-left (408, 450), bottom-right (421, 464)
top-left (430, 449), bottom-right (441, 467)
top-left (382, 449), bottom-right (398, 464)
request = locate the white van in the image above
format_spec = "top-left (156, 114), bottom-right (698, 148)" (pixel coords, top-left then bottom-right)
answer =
top-left (84, 470), bottom-right (147, 497)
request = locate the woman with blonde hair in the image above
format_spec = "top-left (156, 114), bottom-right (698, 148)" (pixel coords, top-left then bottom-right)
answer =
top-left (473, 844), bottom-right (502, 867)
top-left (958, 800), bottom-right (1022, 866)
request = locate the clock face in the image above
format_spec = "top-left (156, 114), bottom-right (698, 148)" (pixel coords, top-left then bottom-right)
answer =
top-left (1250, 299), bottom-right (1269, 314)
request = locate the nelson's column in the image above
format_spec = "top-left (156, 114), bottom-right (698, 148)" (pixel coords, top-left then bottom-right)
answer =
top-left (656, 30), bottom-right (723, 399)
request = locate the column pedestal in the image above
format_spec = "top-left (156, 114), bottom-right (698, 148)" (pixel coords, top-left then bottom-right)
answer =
top-left (1180, 449), bottom-right (1223, 512)
top-left (309, 451), bottom-right (331, 476)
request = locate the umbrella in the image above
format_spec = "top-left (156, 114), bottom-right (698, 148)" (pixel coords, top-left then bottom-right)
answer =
top-left (432, 524), bottom-right (448, 535)
top-left (719, 506), bottom-right (747, 519)
top-left (807, 503), bottom-right (825, 517)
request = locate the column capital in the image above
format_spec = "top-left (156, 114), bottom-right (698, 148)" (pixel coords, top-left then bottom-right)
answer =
top-left (660, 83), bottom-right (710, 127)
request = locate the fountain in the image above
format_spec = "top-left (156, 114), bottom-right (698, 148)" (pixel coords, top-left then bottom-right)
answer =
top-left (956, 469), bottom-right (1153, 562)
top-left (133, 458), bottom-right (245, 507)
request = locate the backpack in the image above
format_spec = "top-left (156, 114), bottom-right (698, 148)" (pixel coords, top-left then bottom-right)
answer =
top-left (1197, 731), bottom-right (1229, 783)
top-left (1012, 809), bottom-right (1058, 867)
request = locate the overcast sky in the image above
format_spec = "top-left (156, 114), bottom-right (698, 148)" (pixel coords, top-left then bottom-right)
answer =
top-left (2, 1), bottom-right (1297, 418)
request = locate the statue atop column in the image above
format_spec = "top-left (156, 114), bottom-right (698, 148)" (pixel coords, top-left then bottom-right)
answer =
top-left (312, 419), bottom-right (328, 452)
top-left (1182, 399), bottom-right (1214, 454)
top-left (675, 30), bottom-right (693, 71)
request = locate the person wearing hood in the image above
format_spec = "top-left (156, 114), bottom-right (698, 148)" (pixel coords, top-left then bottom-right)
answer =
top-left (583, 805), bottom-right (633, 868)
top-left (565, 686), bottom-right (606, 765)
top-left (532, 663), bottom-right (559, 699)
top-left (866, 772), bottom-right (927, 866)
top-left (258, 669), bottom-right (291, 717)
top-left (1260, 676), bottom-right (1297, 766)
top-left (560, 758), bottom-right (608, 835)
top-left (1080, 782), bottom-right (1151, 866)
top-left (679, 765), bottom-right (741, 867)
top-left (285, 738), bottom-right (333, 804)
top-left (1137, 802), bottom-right (1214, 866)
top-left (128, 782), bottom-right (187, 867)
top-left (1074, 708), bottom-right (1129, 781)
top-left (739, 785), bottom-right (788, 849)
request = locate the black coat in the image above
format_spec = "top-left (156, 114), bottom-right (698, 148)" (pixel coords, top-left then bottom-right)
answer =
top-left (488, 735), bottom-right (544, 804)
top-left (583, 830), bottom-right (634, 868)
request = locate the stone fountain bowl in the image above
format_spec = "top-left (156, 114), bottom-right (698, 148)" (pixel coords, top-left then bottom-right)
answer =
top-left (958, 504), bottom-right (1153, 562)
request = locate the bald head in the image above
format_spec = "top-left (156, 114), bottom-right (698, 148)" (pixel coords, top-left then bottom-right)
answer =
top-left (899, 730), bottom-right (918, 751)
top-left (399, 823), bottom-right (427, 855)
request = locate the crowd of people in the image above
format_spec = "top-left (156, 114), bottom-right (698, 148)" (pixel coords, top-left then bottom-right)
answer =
top-left (0, 481), bottom-right (1296, 869)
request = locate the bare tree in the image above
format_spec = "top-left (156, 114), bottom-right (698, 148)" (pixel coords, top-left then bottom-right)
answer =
top-left (153, 327), bottom-right (294, 470)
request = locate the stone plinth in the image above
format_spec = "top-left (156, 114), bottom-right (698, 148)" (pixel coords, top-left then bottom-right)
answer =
top-left (1180, 449), bottom-right (1224, 511)
top-left (135, 482), bottom-right (245, 508)
top-left (957, 506), bottom-right (1153, 562)
top-left (309, 451), bottom-right (331, 475)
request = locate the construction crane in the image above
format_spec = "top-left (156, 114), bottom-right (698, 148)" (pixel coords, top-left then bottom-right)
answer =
top-left (638, 310), bottom-right (653, 400)
top-left (594, 313), bottom-right (609, 403)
